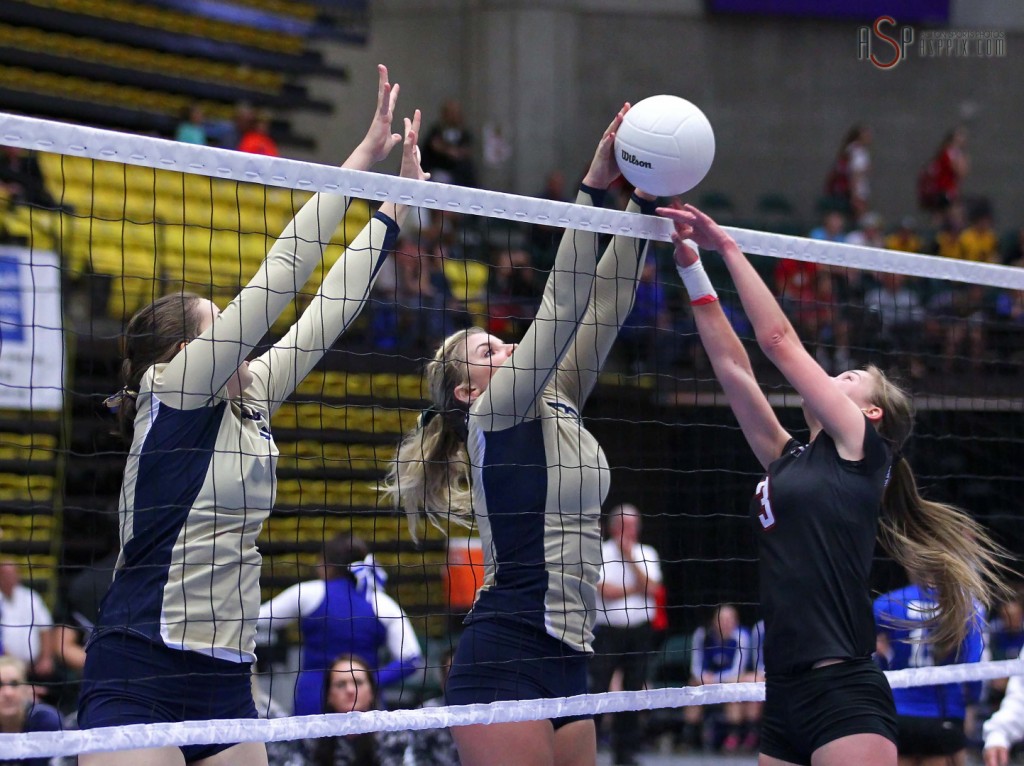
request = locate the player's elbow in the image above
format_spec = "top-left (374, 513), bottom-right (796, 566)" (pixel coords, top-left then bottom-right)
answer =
top-left (756, 323), bottom-right (795, 358)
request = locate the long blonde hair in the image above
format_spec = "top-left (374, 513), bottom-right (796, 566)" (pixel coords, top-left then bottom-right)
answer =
top-left (868, 365), bottom-right (1013, 655)
top-left (382, 328), bottom-right (483, 541)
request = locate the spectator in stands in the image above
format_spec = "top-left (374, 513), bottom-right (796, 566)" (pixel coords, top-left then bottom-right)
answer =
top-left (487, 246), bottom-right (541, 339)
top-left (683, 605), bottom-right (756, 753)
top-left (238, 107), bottom-right (280, 157)
top-left (0, 656), bottom-right (61, 766)
top-left (874, 580), bottom-right (985, 766)
top-left (987, 596), bottom-right (1024, 699)
top-left (742, 619), bottom-right (766, 751)
top-left (205, 101), bottom-right (250, 149)
top-left (993, 289), bottom-right (1024, 365)
top-left (863, 272), bottom-right (928, 378)
top-left (932, 202), bottom-right (967, 259)
top-left (529, 169), bottom-right (571, 267)
top-left (408, 648), bottom-right (462, 765)
top-left (250, 676), bottom-right (306, 766)
top-left (846, 211), bottom-right (886, 250)
top-left (618, 256), bottom-right (671, 375)
top-left (957, 201), bottom-right (1001, 264)
top-left (823, 124), bottom-right (872, 218)
top-left (747, 619), bottom-right (765, 682)
top-left (775, 210), bottom-right (845, 306)
top-left (989, 594), bottom-right (1024, 662)
top-left (174, 104), bottom-right (208, 146)
top-left (257, 535), bottom-right (423, 715)
top-left (421, 99), bottom-right (476, 186)
top-left (983, 675), bottom-right (1024, 766)
top-left (392, 236), bottom-right (435, 351)
top-left (77, 65), bottom-right (426, 765)
top-left (303, 655), bottom-right (409, 766)
top-left (885, 216), bottom-right (925, 254)
top-left (918, 127), bottom-right (970, 216)
top-left (1001, 225), bottom-right (1024, 266)
top-left (927, 281), bottom-right (990, 373)
top-left (592, 503), bottom-right (663, 766)
top-left (0, 147), bottom-right (58, 209)
top-left (0, 561), bottom-right (56, 683)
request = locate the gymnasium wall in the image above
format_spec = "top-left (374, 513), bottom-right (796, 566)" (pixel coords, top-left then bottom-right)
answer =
top-left (302, 0), bottom-right (1022, 224)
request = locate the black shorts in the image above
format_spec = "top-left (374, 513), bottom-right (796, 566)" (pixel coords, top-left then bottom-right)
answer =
top-left (760, 658), bottom-right (898, 766)
top-left (897, 715), bottom-right (966, 756)
top-left (79, 631), bottom-right (257, 763)
top-left (446, 617), bottom-right (591, 730)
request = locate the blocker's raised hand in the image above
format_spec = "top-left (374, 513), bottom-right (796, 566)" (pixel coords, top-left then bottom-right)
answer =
top-left (344, 64), bottom-right (403, 170)
top-left (582, 102), bottom-right (630, 190)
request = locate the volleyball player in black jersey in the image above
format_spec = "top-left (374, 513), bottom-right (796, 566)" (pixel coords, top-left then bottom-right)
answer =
top-left (658, 203), bottom-right (1008, 766)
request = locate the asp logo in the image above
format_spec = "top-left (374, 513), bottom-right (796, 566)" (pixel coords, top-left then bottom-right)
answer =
top-left (857, 16), bottom-right (915, 70)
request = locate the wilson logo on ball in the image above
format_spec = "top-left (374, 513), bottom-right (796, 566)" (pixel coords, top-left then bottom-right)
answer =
top-left (614, 95), bottom-right (715, 196)
top-left (620, 150), bottom-right (653, 169)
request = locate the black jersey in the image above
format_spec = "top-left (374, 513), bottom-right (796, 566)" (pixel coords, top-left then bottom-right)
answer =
top-left (752, 420), bottom-right (892, 675)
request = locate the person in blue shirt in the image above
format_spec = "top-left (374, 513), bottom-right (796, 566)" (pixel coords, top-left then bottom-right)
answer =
top-left (257, 535), bottom-right (423, 716)
top-left (684, 605), bottom-right (757, 753)
top-left (874, 582), bottom-right (985, 766)
top-left (0, 655), bottom-right (62, 766)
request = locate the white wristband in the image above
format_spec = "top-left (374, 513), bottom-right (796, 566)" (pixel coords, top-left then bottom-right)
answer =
top-left (675, 244), bottom-right (718, 305)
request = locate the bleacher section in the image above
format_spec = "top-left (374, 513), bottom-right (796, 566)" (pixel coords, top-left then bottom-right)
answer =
top-left (261, 370), bottom-right (451, 638)
top-left (0, 412), bottom-right (61, 599)
top-left (33, 152), bottom-right (373, 322)
top-left (6, 151), bottom-right (452, 634)
top-left (0, 0), bottom-right (366, 147)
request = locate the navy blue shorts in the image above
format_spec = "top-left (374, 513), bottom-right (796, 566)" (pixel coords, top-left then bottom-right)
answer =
top-left (79, 631), bottom-right (257, 763)
top-left (446, 617), bottom-right (591, 729)
top-left (760, 657), bottom-right (898, 766)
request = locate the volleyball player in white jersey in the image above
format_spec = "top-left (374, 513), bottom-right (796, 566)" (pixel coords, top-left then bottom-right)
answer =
top-left (78, 67), bottom-right (429, 766)
top-left (386, 105), bottom-right (656, 766)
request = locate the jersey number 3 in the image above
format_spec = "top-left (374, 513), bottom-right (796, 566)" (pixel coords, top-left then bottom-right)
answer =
top-left (755, 478), bottom-right (776, 530)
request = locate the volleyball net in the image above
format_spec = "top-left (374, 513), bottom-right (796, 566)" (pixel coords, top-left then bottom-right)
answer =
top-left (0, 112), bottom-right (1022, 759)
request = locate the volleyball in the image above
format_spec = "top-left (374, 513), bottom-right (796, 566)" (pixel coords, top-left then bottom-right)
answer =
top-left (614, 95), bottom-right (716, 196)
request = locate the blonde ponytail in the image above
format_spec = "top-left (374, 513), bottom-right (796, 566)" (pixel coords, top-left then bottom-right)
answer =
top-left (382, 328), bottom-right (484, 541)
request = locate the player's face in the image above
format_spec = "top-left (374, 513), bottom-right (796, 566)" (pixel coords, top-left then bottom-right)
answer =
top-left (462, 332), bottom-right (517, 401)
top-left (0, 665), bottom-right (29, 716)
top-left (832, 369), bottom-right (877, 411)
top-left (327, 660), bottom-right (375, 713)
top-left (191, 300), bottom-right (253, 398)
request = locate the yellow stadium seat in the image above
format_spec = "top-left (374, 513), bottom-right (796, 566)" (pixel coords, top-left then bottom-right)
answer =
top-left (0, 474), bottom-right (54, 503)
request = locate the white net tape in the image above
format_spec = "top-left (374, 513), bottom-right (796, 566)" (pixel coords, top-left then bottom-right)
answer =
top-left (2, 112), bottom-right (1024, 290)
top-left (0, 660), bottom-right (1019, 758)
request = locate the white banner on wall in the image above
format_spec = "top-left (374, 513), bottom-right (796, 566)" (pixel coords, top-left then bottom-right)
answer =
top-left (0, 246), bottom-right (64, 411)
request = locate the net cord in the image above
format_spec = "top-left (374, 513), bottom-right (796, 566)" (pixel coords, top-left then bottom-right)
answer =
top-left (2, 111), bottom-right (1023, 290)
top-left (3, 659), bottom-right (1021, 758)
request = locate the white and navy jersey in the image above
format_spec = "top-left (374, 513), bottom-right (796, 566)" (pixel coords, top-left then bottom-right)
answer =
top-left (466, 188), bottom-right (654, 653)
top-left (97, 197), bottom-right (399, 663)
top-left (752, 420), bottom-right (891, 675)
top-left (874, 583), bottom-right (984, 719)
